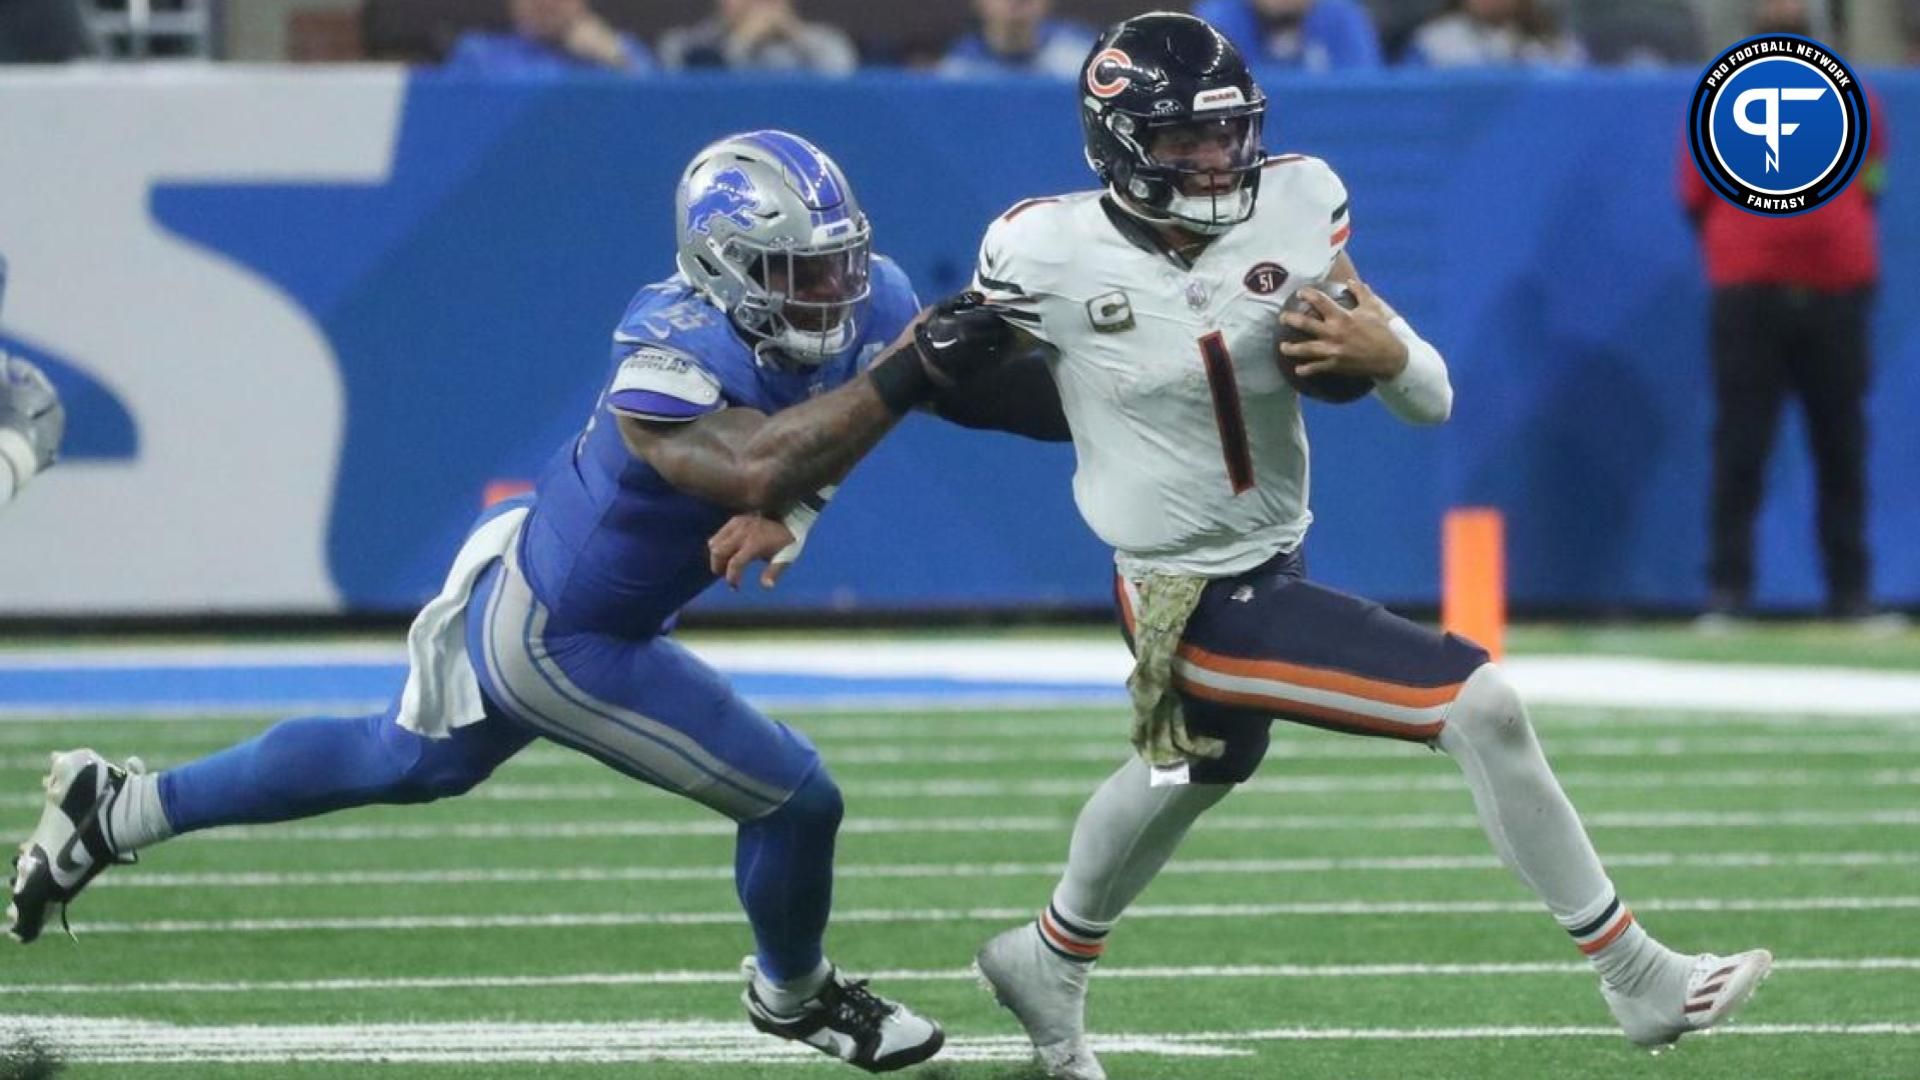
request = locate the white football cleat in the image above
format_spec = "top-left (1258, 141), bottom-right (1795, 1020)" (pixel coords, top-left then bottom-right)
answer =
top-left (1602, 949), bottom-right (1774, 1050)
top-left (741, 956), bottom-right (944, 1072)
top-left (975, 924), bottom-right (1106, 1080)
top-left (8, 749), bottom-right (143, 944)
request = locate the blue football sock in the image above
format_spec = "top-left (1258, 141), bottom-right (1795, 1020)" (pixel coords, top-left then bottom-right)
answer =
top-left (734, 765), bottom-right (844, 985)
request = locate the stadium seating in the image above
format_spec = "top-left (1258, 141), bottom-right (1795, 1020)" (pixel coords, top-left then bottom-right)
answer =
top-left (359, 0), bottom-right (1165, 64)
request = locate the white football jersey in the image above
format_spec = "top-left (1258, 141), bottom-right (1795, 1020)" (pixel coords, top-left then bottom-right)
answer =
top-left (973, 155), bottom-right (1354, 578)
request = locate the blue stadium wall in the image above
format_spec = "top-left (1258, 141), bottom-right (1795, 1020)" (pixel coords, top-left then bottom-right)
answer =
top-left (1, 69), bottom-right (1915, 615)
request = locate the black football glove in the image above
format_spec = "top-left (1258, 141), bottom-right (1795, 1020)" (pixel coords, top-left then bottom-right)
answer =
top-left (913, 291), bottom-right (1018, 387)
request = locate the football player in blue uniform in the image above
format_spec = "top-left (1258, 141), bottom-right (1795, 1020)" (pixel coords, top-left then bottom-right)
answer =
top-left (6, 131), bottom-right (1015, 1073)
top-left (0, 255), bottom-right (66, 511)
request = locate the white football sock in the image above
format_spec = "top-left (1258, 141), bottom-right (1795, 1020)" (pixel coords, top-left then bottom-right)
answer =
top-left (1051, 756), bottom-right (1233, 926)
top-left (754, 957), bottom-right (831, 1014)
top-left (101, 770), bottom-right (174, 855)
top-left (1437, 664), bottom-right (1673, 984)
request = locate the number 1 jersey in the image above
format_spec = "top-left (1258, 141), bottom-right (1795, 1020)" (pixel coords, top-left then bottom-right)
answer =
top-left (972, 155), bottom-right (1354, 578)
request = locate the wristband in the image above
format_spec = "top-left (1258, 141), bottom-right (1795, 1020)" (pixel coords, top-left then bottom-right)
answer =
top-left (868, 348), bottom-right (936, 415)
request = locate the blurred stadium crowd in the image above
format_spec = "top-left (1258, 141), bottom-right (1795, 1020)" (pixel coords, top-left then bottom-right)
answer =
top-left (3, 0), bottom-right (1920, 71)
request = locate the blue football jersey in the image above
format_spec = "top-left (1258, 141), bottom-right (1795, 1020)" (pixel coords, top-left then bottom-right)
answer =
top-left (518, 255), bottom-right (918, 637)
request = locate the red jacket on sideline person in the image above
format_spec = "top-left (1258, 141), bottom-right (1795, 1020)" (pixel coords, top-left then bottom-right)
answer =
top-left (1678, 87), bottom-right (1887, 292)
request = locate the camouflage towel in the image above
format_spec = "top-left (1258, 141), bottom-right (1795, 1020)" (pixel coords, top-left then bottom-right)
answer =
top-left (1125, 572), bottom-right (1225, 769)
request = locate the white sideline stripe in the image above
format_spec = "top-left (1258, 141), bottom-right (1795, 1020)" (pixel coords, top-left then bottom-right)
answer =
top-left (183, 809), bottom-right (1920, 843)
top-left (0, 1014), bottom-right (1912, 1066)
top-left (4, 957), bottom-right (1911, 996)
top-left (91, 850), bottom-right (1920, 891)
top-left (3, 642), bottom-right (1920, 716)
top-left (68, 896), bottom-right (1920, 935)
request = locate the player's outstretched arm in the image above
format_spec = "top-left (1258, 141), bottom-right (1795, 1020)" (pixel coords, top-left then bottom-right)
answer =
top-left (1279, 252), bottom-right (1452, 425)
top-left (0, 356), bottom-right (66, 509)
top-left (927, 330), bottom-right (1071, 443)
top-left (620, 292), bottom-right (1018, 513)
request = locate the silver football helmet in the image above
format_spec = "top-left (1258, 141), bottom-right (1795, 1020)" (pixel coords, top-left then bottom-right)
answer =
top-left (674, 131), bottom-right (872, 366)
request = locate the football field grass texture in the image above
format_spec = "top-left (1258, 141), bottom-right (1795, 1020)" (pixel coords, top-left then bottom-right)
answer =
top-left (2, 637), bottom-right (1917, 1078)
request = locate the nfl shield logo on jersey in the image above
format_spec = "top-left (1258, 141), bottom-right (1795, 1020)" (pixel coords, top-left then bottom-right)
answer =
top-left (1243, 262), bottom-right (1288, 295)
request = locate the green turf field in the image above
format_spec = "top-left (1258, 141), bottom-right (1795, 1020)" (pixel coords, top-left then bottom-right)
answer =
top-left (2, 633), bottom-right (1916, 1078)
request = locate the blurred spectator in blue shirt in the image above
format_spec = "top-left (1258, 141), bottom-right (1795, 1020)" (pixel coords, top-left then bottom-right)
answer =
top-left (660, 0), bottom-right (858, 74)
top-left (1190, 0), bottom-right (1383, 71)
top-left (0, 0), bottom-right (93, 62)
top-left (1403, 0), bottom-right (1585, 68)
top-left (941, 0), bottom-right (1094, 78)
top-left (445, 0), bottom-right (652, 74)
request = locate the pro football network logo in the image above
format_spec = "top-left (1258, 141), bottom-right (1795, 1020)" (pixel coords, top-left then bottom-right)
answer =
top-left (1688, 34), bottom-right (1869, 216)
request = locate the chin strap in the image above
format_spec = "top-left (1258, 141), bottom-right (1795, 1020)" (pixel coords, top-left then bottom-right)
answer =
top-left (1108, 183), bottom-right (1252, 237)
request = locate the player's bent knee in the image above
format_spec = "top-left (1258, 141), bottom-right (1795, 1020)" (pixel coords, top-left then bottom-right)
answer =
top-left (400, 757), bottom-right (499, 802)
top-left (384, 730), bottom-right (508, 804)
top-left (1446, 663), bottom-right (1532, 750)
top-left (767, 765), bottom-right (845, 834)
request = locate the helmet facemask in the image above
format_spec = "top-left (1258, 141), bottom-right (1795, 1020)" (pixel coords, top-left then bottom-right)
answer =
top-left (722, 227), bottom-right (872, 366)
top-left (1109, 107), bottom-right (1266, 236)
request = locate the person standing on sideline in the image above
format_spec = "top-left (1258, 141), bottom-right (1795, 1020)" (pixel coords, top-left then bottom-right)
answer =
top-left (1678, 0), bottom-right (1894, 627)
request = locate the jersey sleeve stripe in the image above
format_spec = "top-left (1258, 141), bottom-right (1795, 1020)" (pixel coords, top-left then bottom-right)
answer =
top-left (999, 197), bottom-right (1060, 222)
top-left (1330, 199), bottom-right (1350, 223)
top-left (608, 388), bottom-right (722, 422)
top-left (976, 271), bottom-right (1028, 296)
top-left (1330, 224), bottom-right (1352, 247)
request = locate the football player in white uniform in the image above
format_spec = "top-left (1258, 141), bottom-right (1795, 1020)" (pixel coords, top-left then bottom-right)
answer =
top-left (0, 255), bottom-right (65, 511)
top-left (942, 14), bottom-right (1770, 1080)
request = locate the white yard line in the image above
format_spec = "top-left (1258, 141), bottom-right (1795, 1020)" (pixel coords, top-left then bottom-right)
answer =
top-left (3, 957), bottom-right (1912, 996)
top-left (173, 809), bottom-right (1920, 844)
top-left (423, 767), bottom-right (1920, 801)
top-left (8, 767), bottom-right (1913, 811)
top-left (0, 1014), bottom-right (1911, 1066)
top-left (0, 707), bottom-right (1913, 742)
top-left (87, 850), bottom-right (1920, 891)
top-left (66, 895), bottom-right (1920, 935)
top-left (4, 735), bottom-right (1917, 774)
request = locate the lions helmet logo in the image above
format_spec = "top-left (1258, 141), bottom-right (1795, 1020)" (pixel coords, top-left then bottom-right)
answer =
top-left (1243, 262), bottom-right (1289, 295)
top-left (687, 166), bottom-right (765, 236)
